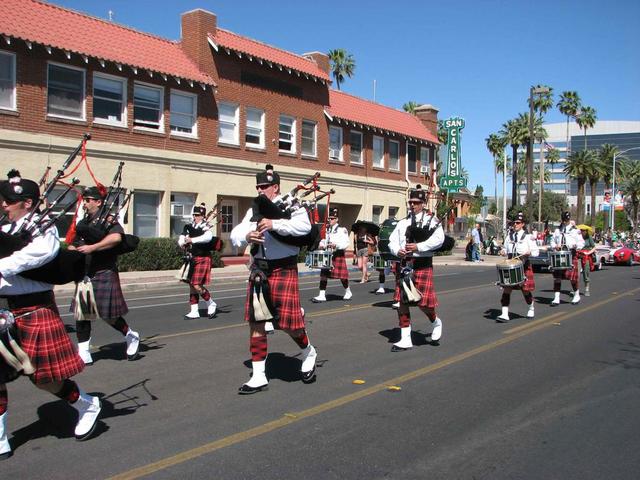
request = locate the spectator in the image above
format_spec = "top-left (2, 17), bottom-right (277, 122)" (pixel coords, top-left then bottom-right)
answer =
top-left (471, 223), bottom-right (483, 262)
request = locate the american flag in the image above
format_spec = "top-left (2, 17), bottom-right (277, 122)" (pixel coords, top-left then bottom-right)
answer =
top-left (544, 142), bottom-right (556, 151)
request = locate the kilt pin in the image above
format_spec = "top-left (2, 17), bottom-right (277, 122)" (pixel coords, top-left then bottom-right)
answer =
top-left (243, 264), bottom-right (305, 330)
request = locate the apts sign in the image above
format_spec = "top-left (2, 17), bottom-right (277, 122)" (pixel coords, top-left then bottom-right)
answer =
top-left (439, 117), bottom-right (467, 192)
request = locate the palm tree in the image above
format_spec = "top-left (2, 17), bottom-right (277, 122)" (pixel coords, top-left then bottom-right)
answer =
top-left (534, 165), bottom-right (551, 185)
top-left (564, 149), bottom-right (595, 223)
top-left (557, 91), bottom-right (581, 158)
top-left (516, 112), bottom-right (546, 212)
top-left (499, 119), bottom-right (525, 207)
top-left (403, 101), bottom-right (419, 115)
top-left (486, 133), bottom-right (506, 218)
top-left (327, 49), bottom-right (355, 90)
top-left (585, 155), bottom-right (606, 225)
top-left (598, 143), bottom-right (619, 190)
top-left (528, 85), bottom-right (553, 207)
top-left (546, 146), bottom-right (560, 167)
top-left (621, 160), bottom-right (640, 231)
top-left (575, 105), bottom-right (597, 150)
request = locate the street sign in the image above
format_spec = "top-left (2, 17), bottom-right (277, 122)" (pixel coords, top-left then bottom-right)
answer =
top-left (442, 117), bottom-right (466, 192)
top-left (439, 175), bottom-right (467, 189)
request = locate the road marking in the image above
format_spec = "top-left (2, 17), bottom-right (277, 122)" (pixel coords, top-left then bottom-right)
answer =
top-left (107, 283), bottom-right (638, 480)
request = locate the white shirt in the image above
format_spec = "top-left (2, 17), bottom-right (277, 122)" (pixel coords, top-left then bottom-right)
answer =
top-left (178, 220), bottom-right (213, 247)
top-left (551, 224), bottom-right (585, 250)
top-left (230, 195), bottom-right (311, 260)
top-left (502, 229), bottom-right (539, 257)
top-left (389, 211), bottom-right (444, 258)
top-left (0, 214), bottom-right (59, 295)
top-left (320, 224), bottom-right (349, 251)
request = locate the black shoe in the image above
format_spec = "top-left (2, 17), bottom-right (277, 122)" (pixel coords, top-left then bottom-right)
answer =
top-left (390, 345), bottom-right (411, 352)
top-left (238, 383), bottom-right (268, 395)
top-left (0, 451), bottom-right (13, 461)
top-left (301, 366), bottom-right (317, 384)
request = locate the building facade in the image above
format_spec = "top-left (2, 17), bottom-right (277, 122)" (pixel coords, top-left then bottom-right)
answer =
top-left (0, 1), bottom-right (439, 255)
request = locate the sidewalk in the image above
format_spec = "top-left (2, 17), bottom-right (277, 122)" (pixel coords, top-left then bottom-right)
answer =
top-left (54, 249), bottom-right (501, 295)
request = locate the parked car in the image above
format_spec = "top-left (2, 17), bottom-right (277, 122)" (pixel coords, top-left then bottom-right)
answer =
top-left (593, 246), bottom-right (611, 270)
top-left (530, 245), bottom-right (610, 272)
top-left (610, 246), bottom-right (640, 266)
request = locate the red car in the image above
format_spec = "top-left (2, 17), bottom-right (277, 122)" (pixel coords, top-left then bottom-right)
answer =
top-left (611, 247), bottom-right (640, 266)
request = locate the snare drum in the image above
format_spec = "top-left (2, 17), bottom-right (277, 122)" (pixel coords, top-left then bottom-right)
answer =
top-left (549, 250), bottom-right (572, 270)
top-left (305, 250), bottom-right (334, 269)
top-left (371, 253), bottom-right (389, 270)
top-left (496, 259), bottom-right (525, 287)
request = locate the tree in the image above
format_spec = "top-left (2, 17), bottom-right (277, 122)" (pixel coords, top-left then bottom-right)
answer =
top-left (516, 111), bottom-right (547, 214)
top-left (564, 149), bottom-right (595, 223)
top-left (534, 164), bottom-right (551, 185)
top-left (509, 190), bottom-right (568, 226)
top-left (621, 160), bottom-right (640, 231)
top-left (557, 91), bottom-right (581, 158)
top-left (499, 119), bottom-right (525, 207)
top-left (470, 185), bottom-right (485, 214)
top-left (327, 49), bottom-right (355, 90)
top-left (545, 146), bottom-right (560, 167)
top-left (575, 105), bottom-right (597, 150)
top-left (598, 143), bottom-right (619, 190)
top-left (485, 133), bottom-right (506, 221)
top-left (403, 101), bottom-right (419, 115)
top-left (585, 154), bottom-right (606, 225)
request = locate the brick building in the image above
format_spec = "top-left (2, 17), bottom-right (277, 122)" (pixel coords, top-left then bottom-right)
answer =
top-left (0, 0), bottom-right (439, 255)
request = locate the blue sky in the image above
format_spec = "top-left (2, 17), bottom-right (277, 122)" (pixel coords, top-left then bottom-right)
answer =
top-left (54, 0), bottom-right (640, 195)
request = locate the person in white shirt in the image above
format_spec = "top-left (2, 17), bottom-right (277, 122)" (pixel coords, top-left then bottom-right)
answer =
top-left (497, 212), bottom-right (539, 322)
top-left (550, 211), bottom-right (585, 305)
top-left (0, 171), bottom-right (101, 459)
top-left (312, 207), bottom-right (352, 302)
top-left (387, 186), bottom-right (444, 351)
top-left (178, 204), bottom-right (217, 319)
top-left (231, 165), bottom-right (317, 394)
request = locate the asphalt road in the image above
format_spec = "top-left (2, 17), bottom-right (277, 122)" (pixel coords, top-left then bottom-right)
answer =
top-left (3, 264), bottom-right (640, 479)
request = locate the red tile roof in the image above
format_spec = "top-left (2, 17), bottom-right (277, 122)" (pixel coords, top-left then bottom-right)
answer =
top-left (209, 29), bottom-right (330, 82)
top-left (328, 90), bottom-right (439, 144)
top-left (0, 0), bottom-right (215, 85)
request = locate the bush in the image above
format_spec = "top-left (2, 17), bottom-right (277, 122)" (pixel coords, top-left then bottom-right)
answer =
top-left (117, 238), bottom-right (224, 272)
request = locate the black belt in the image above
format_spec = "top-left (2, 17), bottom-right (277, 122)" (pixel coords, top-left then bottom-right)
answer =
top-left (408, 257), bottom-right (433, 269)
top-left (253, 255), bottom-right (298, 274)
top-left (0, 290), bottom-right (55, 310)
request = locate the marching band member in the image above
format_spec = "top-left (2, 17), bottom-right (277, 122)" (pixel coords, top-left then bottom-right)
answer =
top-left (0, 172), bottom-right (101, 457)
top-left (550, 211), bottom-right (585, 306)
top-left (230, 165), bottom-right (318, 394)
top-left (69, 187), bottom-right (140, 364)
top-left (388, 186), bottom-right (444, 351)
top-left (578, 225), bottom-right (596, 297)
top-left (312, 207), bottom-right (352, 302)
top-left (497, 212), bottom-right (539, 322)
top-left (178, 203), bottom-right (217, 319)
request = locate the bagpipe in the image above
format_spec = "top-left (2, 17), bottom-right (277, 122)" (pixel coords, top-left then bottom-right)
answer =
top-left (0, 135), bottom-right (91, 285)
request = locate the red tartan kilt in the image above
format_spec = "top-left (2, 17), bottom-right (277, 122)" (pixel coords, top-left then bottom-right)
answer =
top-left (411, 266), bottom-right (438, 308)
top-left (508, 262), bottom-right (535, 292)
top-left (324, 253), bottom-right (348, 280)
top-left (13, 301), bottom-right (84, 384)
top-left (553, 255), bottom-right (580, 283)
top-left (71, 269), bottom-right (128, 319)
top-left (244, 264), bottom-right (305, 330)
top-left (190, 255), bottom-right (212, 286)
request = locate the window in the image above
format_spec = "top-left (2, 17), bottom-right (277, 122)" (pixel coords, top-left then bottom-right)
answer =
top-left (389, 140), bottom-right (400, 170)
top-left (329, 126), bottom-right (343, 161)
top-left (372, 206), bottom-right (383, 224)
top-left (133, 83), bottom-right (163, 130)
top-left (407, 143), bottom-right (417, 174)
top-left (420, 147), bottom-right (430, 173)
top-left (373, 136), bottom-right (384, 168)
top-left (221, 204), bottom-right (234, 233)
top-left (170, 90), bottom-right (197, 136)
top-left (279, 114), bottom-right (296, 152)
top-left (245, 107), bottom-right (264, 147)
top-left (349, 131), bottom-right (363, 164)
top-left (0, 51), bottom-right (16, 110)
top-left (218, 101), bottom-right (239, 144)
top-left (133, 191), bottom-right (160, 238)
top-left (93, 73), bottom-right (126, 126)
top-left (301, 120), bottom-right (316, 156)
top-left (47, 63), bottom-right (85, 119)
top-left (389, 206), bottom-right (399, 219)
top-left (170, 192), bottom-right (196, 237)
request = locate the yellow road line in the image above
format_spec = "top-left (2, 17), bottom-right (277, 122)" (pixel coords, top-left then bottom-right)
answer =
top-left (105, 285), bottom-right (640, 480)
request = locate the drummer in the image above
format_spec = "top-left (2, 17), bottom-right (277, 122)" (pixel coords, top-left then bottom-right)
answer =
top-left (497, 212), bottom-right (539, 322)
top-left (311, 208), bottom-right (352, 302)
top-left (550, 211), bottom-right (584, 305)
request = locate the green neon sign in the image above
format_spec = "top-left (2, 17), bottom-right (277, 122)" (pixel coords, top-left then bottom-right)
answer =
top-left (439, 117), bottom-right (466, 192)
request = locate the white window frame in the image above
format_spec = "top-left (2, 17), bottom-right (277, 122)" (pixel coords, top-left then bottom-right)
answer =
top-left (329, 125), bottom-right (343, 162)
top-left (133, 81), bottom-right (164, 131)
top-left (245, 107), bottom-right (265, 148)
top-left (278, 114), bottom-right (296, 153)
top-left (420, 146), bottom-right (430, 172)
top-left (372, 135), bottom-right (384, 169)
top-left (47, 61), bottom-right (86, 120)
top-left (372, 205), bottom-right (383, 224)
top-left (407, 142), bottom-right (418, 174)
top-left (170, 89), bottom-right (198, 138)
top-left (218, 101), bottom-right (239, 145)
top-left (388, 140), bottom-right (400, 171)
top-left (0, 50), bottom-right (16, 111)
top-left (301, 119), bottom-right (317, 157)
top-left (92, 72), bottom-right (127, 127)
top-left (133, 190), bottom-right (161, 238)
top-left (349, 130), bottom-right (363, 165)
